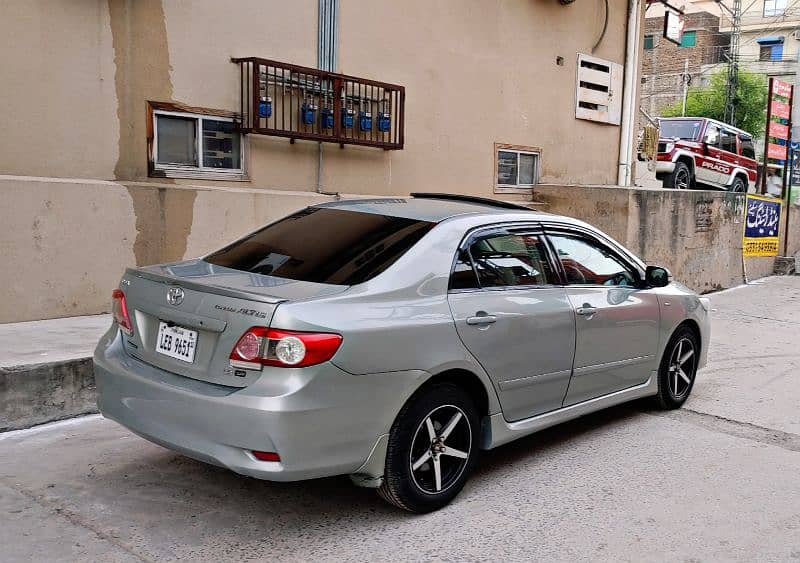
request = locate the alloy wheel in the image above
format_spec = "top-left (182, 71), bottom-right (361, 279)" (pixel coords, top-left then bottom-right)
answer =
top-left (667, 337), bottom-right (696, 400)
top-left (675, 169), bottom-right (690, 189)
top-left (409, 405), bottom-right (472, 494)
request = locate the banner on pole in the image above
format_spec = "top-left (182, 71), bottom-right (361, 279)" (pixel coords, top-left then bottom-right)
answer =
top-left (743, 194), bottom-right (782, 257)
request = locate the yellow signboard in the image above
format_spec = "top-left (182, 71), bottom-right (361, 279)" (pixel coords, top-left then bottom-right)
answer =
top-left (743, 194), bottom-right (782, 257)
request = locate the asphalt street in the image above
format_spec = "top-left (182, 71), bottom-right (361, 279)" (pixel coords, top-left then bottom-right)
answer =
top-left (1, 276), bottom-right (799, 562)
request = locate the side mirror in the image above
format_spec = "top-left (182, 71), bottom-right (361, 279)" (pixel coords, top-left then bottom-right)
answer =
top-left (645, 266), bottom-right (671, 288)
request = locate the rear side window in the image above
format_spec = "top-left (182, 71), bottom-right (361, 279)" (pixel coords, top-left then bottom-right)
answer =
top-left (449, 231), bottom-right (557, 290)
top-left (741, 136), bottom-right (756, 159)
top-left (205, 208), bottom-right (433, 285)
top-left (720, 130), bottom-right (737, 154)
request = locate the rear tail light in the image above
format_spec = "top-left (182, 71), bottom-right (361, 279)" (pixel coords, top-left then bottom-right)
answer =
top-left (230, 327), bottom-right (342, 369)
top-left (111, 289), bottom-right (133, 336)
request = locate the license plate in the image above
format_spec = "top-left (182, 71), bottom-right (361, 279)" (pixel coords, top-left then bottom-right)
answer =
top-left (155, 321), bottom-right (198, 363)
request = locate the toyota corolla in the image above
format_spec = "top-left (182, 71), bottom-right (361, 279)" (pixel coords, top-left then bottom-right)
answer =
top-left (94, 193), bottom-right (710, 513)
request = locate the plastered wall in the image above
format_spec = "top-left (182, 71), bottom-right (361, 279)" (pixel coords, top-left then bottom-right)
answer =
top-left (534, 184), bottom-right (779, 292)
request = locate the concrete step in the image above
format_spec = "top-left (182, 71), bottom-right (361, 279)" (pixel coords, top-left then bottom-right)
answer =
top-left (0, 314), bottom-right (110, 431)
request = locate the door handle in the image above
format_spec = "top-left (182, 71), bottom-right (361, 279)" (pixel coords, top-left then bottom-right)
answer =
top-left (575, 306), bottom-right (597, 317)
top-left (466, 314), bottom-right (497, 326)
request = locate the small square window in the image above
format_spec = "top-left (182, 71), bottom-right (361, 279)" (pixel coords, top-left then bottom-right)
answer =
top-left (152, 107), bottom-right (244, 179)
top-left (495, 146), bottom-right (540, 190)
top-left (644, 35), bottom-right (654, 50)
top-left (764, 0), bottom-right (787, 17)
top-left (680, 31), bottom-right (696, 48)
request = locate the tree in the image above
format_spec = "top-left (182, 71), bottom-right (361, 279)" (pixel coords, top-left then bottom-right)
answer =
top-left (660, 69), bottom-right (768, 137)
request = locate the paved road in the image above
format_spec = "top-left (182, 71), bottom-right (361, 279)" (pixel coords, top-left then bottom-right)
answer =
top-left (2, 277), bottom-right (800, 562)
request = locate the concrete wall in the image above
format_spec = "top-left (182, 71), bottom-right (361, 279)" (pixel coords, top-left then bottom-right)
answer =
top-left (534, 185), bottom-right (778, 293)
top-left (0, 175), bottom-right (338, 323)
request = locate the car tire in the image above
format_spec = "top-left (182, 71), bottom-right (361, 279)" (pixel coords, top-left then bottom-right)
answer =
top-left (378, 383), bottom-right (480, 513)
top-left (730, 176), bottom-right (746, 193)
top-left (663, 162), bottom-right (692, 190)
top-left (654, 326), bottom-right (699, 410)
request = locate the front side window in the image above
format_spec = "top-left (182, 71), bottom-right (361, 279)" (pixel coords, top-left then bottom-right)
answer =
top-left (704, 124), bottom-right (720, 147)
top-left (548, 234), bottom-right (638, 287)
top-left (644, 35), bottom-right (654, 50)
top-left (154, 110), bottom-right (242, 176)
top-left (205, 208), bottom-right (433, 285)
top-left (496, 147), bottom-right (540, 189)
top-left (450, 231), bottom-right (557, 290)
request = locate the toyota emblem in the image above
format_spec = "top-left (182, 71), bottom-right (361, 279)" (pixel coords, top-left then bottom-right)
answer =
top-left (166, 286), bottom-right (185, 306)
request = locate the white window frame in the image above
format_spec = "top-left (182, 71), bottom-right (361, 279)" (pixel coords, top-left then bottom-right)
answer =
top-left (494, 145), bottom-right (541, 193)
top-left (152, 109), bottom-right (245, 180)
top-left (764, 0), bottom-right (787, 17)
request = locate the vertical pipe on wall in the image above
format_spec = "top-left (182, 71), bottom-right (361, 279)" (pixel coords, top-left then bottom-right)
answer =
top-left (317, 0), bottom-right (339, 194)
top-left (618, 0), bottom-right (642, 186)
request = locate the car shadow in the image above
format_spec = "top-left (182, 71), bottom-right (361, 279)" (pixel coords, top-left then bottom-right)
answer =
top-left (87, 401), bottom-right (651, 537)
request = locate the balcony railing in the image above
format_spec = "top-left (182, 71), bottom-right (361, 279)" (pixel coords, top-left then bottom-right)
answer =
top-left (232, 57), bottom-right (404, 150)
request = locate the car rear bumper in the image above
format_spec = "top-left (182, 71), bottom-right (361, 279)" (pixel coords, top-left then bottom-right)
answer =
top-left (93, 328), bottom-right (426, 482)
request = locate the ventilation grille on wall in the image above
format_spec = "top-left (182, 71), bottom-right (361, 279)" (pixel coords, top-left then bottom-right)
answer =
top-left (575, 53), bottom-right (623, 125)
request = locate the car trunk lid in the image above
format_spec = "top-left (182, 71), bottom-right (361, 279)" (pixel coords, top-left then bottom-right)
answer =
top-left (118, 260), bottom-right (347, 388)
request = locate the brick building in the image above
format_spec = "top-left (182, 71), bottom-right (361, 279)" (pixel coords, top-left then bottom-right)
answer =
top-left (641, 10), bottom-right (729, 116)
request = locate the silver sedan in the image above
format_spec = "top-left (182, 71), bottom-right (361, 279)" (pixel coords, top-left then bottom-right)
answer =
top-left (94, 193), bottom-right (710, 513)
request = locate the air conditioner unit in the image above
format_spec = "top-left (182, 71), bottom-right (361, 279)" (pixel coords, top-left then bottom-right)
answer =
top-left (791, 29), bottom-right (800, 40)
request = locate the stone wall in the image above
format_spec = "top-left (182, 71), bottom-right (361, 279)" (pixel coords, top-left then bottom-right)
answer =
top-left (534, 185), bottom-right (780, 293)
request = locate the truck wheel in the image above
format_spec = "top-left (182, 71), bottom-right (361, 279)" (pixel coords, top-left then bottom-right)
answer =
top-left (730, 176), bottom-right (746, 193)
top-left (663, 162), bottom-right (692, 190)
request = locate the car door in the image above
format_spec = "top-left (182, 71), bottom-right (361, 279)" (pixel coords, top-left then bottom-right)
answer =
top-left (717, 128), bottom-right (739, 185)
top-left (447, 225), bottom-right (576, 422)
top-left (698, 122), bottom-right (724, 186)
top-left (545, 228), bottom-right (660, 406)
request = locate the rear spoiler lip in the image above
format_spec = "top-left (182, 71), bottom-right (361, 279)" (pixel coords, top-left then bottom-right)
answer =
top-left (125, 267), bottom-right (288, 305)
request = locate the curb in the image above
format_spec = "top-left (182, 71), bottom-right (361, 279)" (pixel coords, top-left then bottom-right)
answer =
top-left (0, 358), bottom-right (98, 432)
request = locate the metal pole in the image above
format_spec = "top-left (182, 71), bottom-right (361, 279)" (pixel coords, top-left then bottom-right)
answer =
top-left (723, 0), bottom-right (741, 125)
top-left (681, 58), bottom-right (689, 116)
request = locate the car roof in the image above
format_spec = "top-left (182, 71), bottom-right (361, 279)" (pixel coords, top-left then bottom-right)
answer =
top-left (314, 195), bottom-right (551, 223)
top-left (659, 116), bottom-right (753, 138)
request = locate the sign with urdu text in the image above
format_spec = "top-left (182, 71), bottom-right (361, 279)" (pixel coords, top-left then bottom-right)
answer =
top-left (743, 194), bottom-right (782, 257)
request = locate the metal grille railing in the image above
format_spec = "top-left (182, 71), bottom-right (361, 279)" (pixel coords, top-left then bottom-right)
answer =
top-left (232, 57), bottom-right (404, 150)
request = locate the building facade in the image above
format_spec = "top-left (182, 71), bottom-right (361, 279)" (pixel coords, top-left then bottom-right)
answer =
top-left (641, 9), bottom-right (729, 115)
top-left (0, 0), bottom-right (647, 323)
top-left (715, 0), bottom-right (800, 84)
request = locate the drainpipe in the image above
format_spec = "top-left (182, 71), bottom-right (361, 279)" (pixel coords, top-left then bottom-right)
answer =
top-left (317, 0), bottom-right (339, 196)
top-left (617, 0), bottom-right (643, 186)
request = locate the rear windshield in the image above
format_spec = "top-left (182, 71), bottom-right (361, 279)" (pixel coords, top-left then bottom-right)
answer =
top-left (659, 119), bottom-right (703, 141)
top-left (204, 207), bottom-right (434, 285)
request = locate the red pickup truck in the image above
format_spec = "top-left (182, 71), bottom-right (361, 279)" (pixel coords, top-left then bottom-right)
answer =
top-left (655, 117), bottom-right (758, 192)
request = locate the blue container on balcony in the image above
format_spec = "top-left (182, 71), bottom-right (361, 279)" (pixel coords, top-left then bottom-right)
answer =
top-left (258, 96), bottom-right (272, 118)
top-left (341, 107), bottom-right (355, 129)
top-left (300, 103), bottom-right (317, 125)
top-left (321, 107), bottom-right (334, 129)
top-left (359, 111), bottom-right (372, 132)
top-left (377, 111), bottom-right (391, 132)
